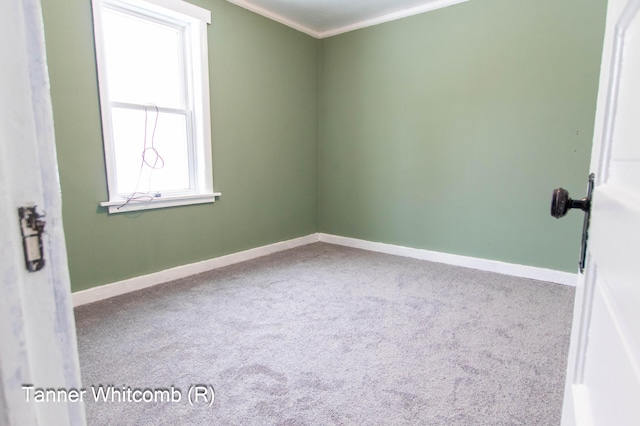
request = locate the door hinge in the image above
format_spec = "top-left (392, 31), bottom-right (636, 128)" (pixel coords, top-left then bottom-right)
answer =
top-left (18, 205), bottom-right (46, 272)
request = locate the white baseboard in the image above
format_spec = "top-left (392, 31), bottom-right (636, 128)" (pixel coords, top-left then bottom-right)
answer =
top-left (73, 232), bottom-right (577, 306)
top-left (318, 233), bottom-right (577, 286)
top-left (72, 233), bottom-right (319, 307)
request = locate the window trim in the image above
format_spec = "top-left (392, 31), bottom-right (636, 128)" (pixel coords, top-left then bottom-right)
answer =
top-left (92, 0), bottom-right (220, 214)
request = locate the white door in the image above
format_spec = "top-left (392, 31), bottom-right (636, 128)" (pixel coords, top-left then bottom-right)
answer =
top-left (0, 0), bottom-right (85, 424)
top-left (562, 0), bottom-right (640, 424)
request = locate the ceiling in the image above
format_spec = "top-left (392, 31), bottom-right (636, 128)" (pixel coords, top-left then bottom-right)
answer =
top-left (225, 0), bottom-right (469, 38)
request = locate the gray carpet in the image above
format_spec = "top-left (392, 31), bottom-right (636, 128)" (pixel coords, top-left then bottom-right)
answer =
top-left (74, 243), bottom-right (574, 425)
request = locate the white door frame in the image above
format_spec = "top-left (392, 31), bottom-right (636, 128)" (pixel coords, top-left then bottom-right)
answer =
top-left (0, 0), bottom-right (85, 424)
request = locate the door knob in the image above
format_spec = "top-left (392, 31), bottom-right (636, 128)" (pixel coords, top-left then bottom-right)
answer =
top-left (550, 174), bottom-right (595, 272)
top-left (550, 188), bottom-right (590, 218)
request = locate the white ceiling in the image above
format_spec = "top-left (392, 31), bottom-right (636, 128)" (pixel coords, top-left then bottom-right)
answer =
top-left (225, 0), bottom-right (469, 38)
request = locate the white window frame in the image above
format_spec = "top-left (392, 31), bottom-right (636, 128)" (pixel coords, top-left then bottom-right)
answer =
top-left (92, 0), bottom-right (220, 214)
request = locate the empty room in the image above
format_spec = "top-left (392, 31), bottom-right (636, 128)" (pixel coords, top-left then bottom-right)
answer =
top-left (3, 0), bottom-right (639, 424)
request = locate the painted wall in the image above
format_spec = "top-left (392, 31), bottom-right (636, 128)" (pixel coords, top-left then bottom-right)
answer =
top-left (318, 0), bottom-right (607, 272)
top-left (42, 0), bottom-right (606, 292)
top-left (41, 0), bottom-right (319, 291)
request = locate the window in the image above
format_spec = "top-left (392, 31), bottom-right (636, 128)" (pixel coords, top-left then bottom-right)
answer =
top-left (92, 0), bottom-right (219, 213)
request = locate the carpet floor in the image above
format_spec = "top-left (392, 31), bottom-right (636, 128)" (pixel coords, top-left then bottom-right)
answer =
top-left (74, 243), bottom-right (574, 425)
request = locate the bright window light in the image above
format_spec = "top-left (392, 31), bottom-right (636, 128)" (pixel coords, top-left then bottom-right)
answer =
top-left (101, 9), bottom-right (185, 109)
top-left (92, 0), bottom-right (217, 213)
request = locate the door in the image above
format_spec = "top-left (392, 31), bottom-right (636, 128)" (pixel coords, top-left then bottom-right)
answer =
top-left (562, 0), bottom-right (640, 424)
top-left (0, 0), bottom-right (85, 424)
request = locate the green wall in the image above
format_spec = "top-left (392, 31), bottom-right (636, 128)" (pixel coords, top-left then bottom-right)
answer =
top-left (42, 0), bottom-right (607, 292)
top-left (318, 0), bottom-right (607, 272)
top-left (41, 0), bottom-right (319, 291)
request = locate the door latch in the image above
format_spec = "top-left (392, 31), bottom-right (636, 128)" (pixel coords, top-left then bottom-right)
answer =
top-left (18, 205), bottom-right (46, 272)
top-left (550, 173), bottom-right (595, 273)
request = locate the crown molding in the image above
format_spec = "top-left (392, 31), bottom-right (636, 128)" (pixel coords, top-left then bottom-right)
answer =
top-left (225, 0), bottom-right (470, 39)
top-left (317, 0), bottom-right (470, 38)
top-left (224, 0), bottom-right (322, 38)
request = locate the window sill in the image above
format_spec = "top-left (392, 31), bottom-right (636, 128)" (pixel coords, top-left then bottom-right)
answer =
top-left (100, 192), bottom-right (221, 214)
